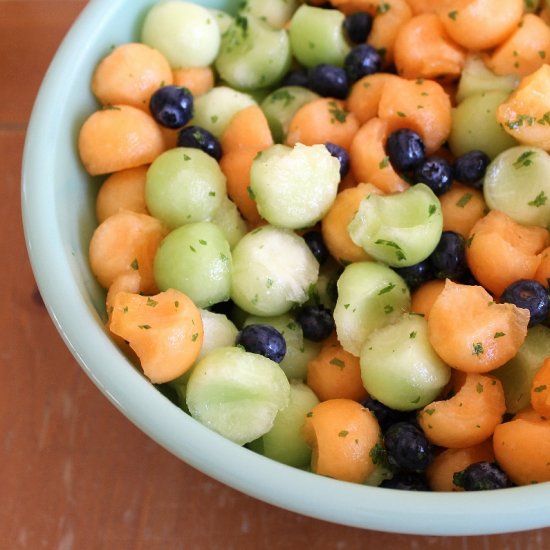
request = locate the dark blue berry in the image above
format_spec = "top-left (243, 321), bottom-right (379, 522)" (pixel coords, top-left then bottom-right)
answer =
top-left (380, 472), bottom-right (431, 491)
top-left (236, 324), bottom-right (287, 363)
top-left (281, 67), bottom-right (309, 88)
top-left (383, 421), bottom-right (434, 473)
top-left (177, 125), bottom-right (222, 161)
top-left (343, 44), bottom-right (381, 83)
top-left (413, 156), bottom-right (453, 196)
top-left (303, 231), bottom-right (329, 265)
top-left (429, 231), bottom-right (467, 281)
top-left (149, 85), bottom-right (194, 129)
top-left (362, 397), bottom-right (416, 432)
top-left (295, 305), bottom-right (335, 342)
top-left (307, 64), bottom-right (349, 99)
top-left (393, 260), bottom-right (433, 291)
top-left (207, 299), bottom-right (234, 317)
top-left (500, 279), bottom-right (550, 327)
top-left (453, 150), bottom-right (490, 188)
top-left (386, 129), bottom-right (426, 173)
top-left (453, 462), bottom-right (511, 491)
top-left (459, 268), bottom-right (480, 286)
top-left (343, 12), bottom-right (373, 44)
top-left (324, 142), bottom-right (350, 178)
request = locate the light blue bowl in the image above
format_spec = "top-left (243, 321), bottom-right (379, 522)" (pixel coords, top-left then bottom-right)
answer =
top-left (21, 0), bottom-right (550, 536)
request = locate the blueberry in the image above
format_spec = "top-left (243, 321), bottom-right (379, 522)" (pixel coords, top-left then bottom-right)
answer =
top-left (295, 305), bottom-right (335, 342)
top-left (429, 231), bottom-right (467, 281)
top-left (383, 421), bottom-right (434, 473)
top-left (413, 156), bottom-right (453, 196)
top-left (453, 461), bottom-right (511, 491)
top-left (453, 150), bottom-right (490, 188)
top-left (149, 85), bottom-right (194, 129)
top-left (236, 324), bottom-right (287, 363)
top-left (343, 44), bottom-right (381, 83)
top-left (380, 472), bottom-right (431, 491)
top-left (393, 260), bottom-right (433, 291)
top-left (361, 397), bottom-right (416, 432)
top-left (303, 230), bottom-right (329, 265)
top-left (177, 125), bottom-right (222, 161)
top-left (324, 142), bottom-right (350, 178)
top-left (307, 64), bottom-right (349, 99)
top-left (343, 12), bottom-right (373, 44)
top-left (207, 299), bottom-right (234, 317)
top-left (500, 279), bottom-right (550, 327)
top-left (459, 268), bottom-right (480, 286)
top-left (281, 67), bottom-right (309, 88)
top-left (386, 129), bottom-right (426, 173)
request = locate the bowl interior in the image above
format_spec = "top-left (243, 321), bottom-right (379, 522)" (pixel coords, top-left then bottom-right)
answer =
top-left (21, 0), bottom-right (550, 536)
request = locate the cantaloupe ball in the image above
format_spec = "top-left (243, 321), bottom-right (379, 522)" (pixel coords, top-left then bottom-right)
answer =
top-left (92, 43), bottom-right (173, 110)
top-left (78, 105), bottom-right (165, 176)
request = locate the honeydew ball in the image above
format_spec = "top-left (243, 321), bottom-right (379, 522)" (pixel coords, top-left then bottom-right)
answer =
top-left (154, 221), bottom-right (232, 308)
top-left (215, 15), bottom-right (292, 91)
top-left (483, 146), bottom-right (550, 228)
top-left (141, 1), bottom-right (221, 68)
top-left (145, 147), bottom-right (226, 229)
top-left (197, 309), bottom-right (239, 360)
top-left (360, 313), bottom-right (451, 411)
top-left (186, 346), bottom-right (290, 445)
top-left (247, 379), bottom-right (319, 467)
top-left (333, 261), bottom-right (411, 357)
top-left (231, 225), bottom-right (319, 317)
top-left (348, 184), bottom-right (443, 268)
top-left (288, 4), bottom-right (350, 68)
top-left (250, 143), bottom-right (340, 229)
top-left (192, 86), bottom-right (256, 138)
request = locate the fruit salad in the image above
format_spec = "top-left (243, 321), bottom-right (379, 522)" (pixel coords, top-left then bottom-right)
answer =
top-left (79, 0), bottom-right (550, 492)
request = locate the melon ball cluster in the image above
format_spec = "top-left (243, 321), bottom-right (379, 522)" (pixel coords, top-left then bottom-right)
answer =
top-left (79, 0), bottom-right (550, 492)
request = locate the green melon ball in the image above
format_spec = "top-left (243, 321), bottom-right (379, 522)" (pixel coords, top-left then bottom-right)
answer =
top-left (333, 261), bottom-right (411, 357)
top-left (348, 184), bottom-right (443, 268)
top-left (230, 225), bottom-right (319, 316)
top-left (238, 0), bottom-right (300, 29)
top-left (192, 86), bottom-right (257, 138)
top-left (248, 379), bottom-right (319, 467)
top-left (492, 325), bottom-right (550, 413)
top-left (449, 90), bottom-right (518, 160)
top-left (186, 346), bottom-right (290, 445)
top-left (360, 313), bottom-right (451, 411)
top-left (483, 146), bottom-right (550, 228)
top-left (288, 4), bottom-right (350, 68)
top-left (250, 143), bottom-right (340, 229)
top-left (260, 86), bottom-right (320, 143)
top-left (215, 15), bottom-right (292, 91)
top-left (141, 1), bottom-right (221, 68)
top-left (154, 221), bottom-right (232, 308)
top-left (146, 147), bottom-right (226, 229)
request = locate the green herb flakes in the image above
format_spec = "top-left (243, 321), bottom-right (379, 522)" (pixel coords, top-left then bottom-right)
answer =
top-left (513, 150), bottom-right (536, 168)
top-left (329, 358), bottom-right (346, 369)
top-left (378, 282), bottom-right (396, 295)
top-left (379, 156), bottom-right (390, 169)
top-left (456, 193), bottom-right (473, 208)
top-left (472, 342), bottom-right (484, 356)
top-left (528, 191), bottom-right (547, 208)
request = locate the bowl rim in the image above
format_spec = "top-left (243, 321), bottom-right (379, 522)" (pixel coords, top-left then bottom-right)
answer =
top-left (21, 0), bottom-right (550, 536)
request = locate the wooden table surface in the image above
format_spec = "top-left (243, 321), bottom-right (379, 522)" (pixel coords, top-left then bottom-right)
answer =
top-left (2, 1), bottom-right (550, 548)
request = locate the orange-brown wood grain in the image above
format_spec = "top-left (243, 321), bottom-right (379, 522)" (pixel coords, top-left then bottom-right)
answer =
top-left (2, 2), bottom-right (550, 548)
